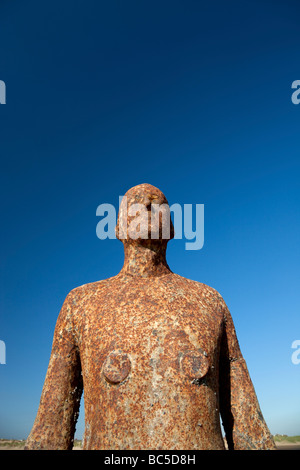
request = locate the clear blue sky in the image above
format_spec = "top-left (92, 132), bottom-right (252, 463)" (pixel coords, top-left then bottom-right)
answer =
top-left (0, 0), bottom-right (299, 440)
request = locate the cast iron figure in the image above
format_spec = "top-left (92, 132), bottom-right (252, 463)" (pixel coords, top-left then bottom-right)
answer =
top-left (25, 183), bottom-right (276, 450)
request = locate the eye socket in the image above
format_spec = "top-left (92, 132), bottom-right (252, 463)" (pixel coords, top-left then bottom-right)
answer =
top-left (133, 193), bottom-right (162, 206)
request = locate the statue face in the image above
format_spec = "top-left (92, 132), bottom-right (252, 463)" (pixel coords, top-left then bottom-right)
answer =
top-left (116, 183), bottom-right (174, 244)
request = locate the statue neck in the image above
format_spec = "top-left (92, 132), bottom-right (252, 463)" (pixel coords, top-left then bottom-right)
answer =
top-left (119, 241), bottom-right (172, 278)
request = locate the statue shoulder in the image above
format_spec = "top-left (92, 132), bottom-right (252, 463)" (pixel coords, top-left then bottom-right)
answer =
top-left (172, 274), bottom-right (224, 299)
top-left (65, 276), bottom-right (118, 305)
top-left (171, 274), bottom-right (228, 312)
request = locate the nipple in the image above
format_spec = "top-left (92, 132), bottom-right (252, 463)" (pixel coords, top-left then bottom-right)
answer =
top-left (103, 350), bottom-right (131, 384)
top-left (180, 349), bottom-right (210, 380)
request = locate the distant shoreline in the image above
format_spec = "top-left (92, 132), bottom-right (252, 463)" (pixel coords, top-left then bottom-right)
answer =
top-left (0, 436), bottom-right (300, 450)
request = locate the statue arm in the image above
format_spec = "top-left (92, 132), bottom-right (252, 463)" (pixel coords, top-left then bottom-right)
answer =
top-left (218, 302), bottom-right (276, 450)
top-left (25, 293), bottom-right (83, 450)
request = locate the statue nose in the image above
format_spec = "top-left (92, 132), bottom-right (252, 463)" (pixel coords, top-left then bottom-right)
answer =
top-left (146, 194), bottom-right (159, 208)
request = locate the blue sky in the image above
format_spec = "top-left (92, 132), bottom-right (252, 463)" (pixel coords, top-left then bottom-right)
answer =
top-left (0, 0), bottom-right (299, 440)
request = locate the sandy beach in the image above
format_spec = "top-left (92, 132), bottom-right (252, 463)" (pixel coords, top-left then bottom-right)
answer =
top-left (0, 439), bottom-right (299, 451)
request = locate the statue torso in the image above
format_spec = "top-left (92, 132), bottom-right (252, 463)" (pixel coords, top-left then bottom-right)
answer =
top-left (70, 273), bottom-right (226, 450)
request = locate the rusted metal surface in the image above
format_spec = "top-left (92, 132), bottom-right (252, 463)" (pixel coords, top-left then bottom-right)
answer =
top-left (25, 183), bottom-right (276, 450)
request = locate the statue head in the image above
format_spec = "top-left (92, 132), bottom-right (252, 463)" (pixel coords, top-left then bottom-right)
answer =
top-left (115, 183), bottom-right (174, 247)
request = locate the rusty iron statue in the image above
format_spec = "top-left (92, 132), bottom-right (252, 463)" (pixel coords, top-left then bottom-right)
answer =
top-left (25, 183), bottom-right (276, 450)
